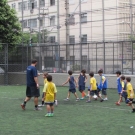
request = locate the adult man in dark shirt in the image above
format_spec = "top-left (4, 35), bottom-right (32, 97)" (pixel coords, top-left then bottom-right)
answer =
top-left (21, 59), bottom-right (41, 110)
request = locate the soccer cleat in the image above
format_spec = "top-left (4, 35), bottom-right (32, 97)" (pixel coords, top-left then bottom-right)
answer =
top-left (45, 113), bottom-right (51, 117)
top-left (115, 102), bottom-right (120, 106)
top-left (86, 94), bottom-right (89, 97)
top-left (20, 104), bottom-right (25, 110)
top-left (76, 98), bottom-right (80, 101)
top-left (104, 98), bottom-right (108, 101)
top-left (86, 100), bottom-right (91, 103)
top-left (80, 97), bottom-right (85, 100)
top-left (38, 104), bottom-right (44, 107)
top-left (100, 99), bottom-right (104, 102)
top-left (131, 109), bottom-right (135, 113)
top-left (35, 107), bottom-right (42, 111)
top-left (64, 98), bottom-right (69, 101)
top-left (50, 113), bottom-right (54, 117)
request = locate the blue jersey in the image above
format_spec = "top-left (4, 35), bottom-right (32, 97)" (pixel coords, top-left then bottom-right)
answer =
top-left (69, 76), bottom-right (75, 89)
top-left (98, 74), bottom-right (108, 90)
top-left (26, 65), bottom-right (37, 86)
top-left (78, 74), bottom-right (86, 86)
top-left (117, 77), bottom-right (122, 93)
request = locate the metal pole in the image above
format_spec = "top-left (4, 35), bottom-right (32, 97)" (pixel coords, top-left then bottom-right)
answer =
top-left (102, 0), bottom-right (105, 73)
top-left (22, 0), bottom-right (24, 39)
top-left (122, 42), bottom-right (123, 73)
top-left (38, 2), bottom-right (41, 71)
top-left (113, 43), bottom-right (114, 74)
top-left (79, 0), bottom-right (82, 70)
top-left (57, 0), bottom-right (60, 71)
top-left (65, 0), bottom-right (70, 72)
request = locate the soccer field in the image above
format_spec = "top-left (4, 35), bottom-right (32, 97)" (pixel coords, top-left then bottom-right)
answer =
top-left (0, 86), bottom-right (135, 135)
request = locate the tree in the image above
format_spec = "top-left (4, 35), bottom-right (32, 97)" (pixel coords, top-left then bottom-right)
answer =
top-left (0, 0), bottom-right (22, 46)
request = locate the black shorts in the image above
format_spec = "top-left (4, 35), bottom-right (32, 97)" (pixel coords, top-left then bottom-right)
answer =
top-left (102, 88), bottom-right (107, 95)
top-left (90, 90), bottom-right (98, 96)
top-left (69, 88), bottom-right (76, 93)
top-left (45, 102), bottom-right (54, 106)
top-left (26, 86), bottom-right (40, 97)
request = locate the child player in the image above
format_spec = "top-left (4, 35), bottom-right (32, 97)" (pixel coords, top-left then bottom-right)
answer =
top-left (98, 69), bottom-right (108, 101)
top-left (125, 77), bottom-right (135, 113)
top-left (86, 72), bottom-right (104, 103)
top-left (77, 69), bottom-right (87, 100)
top-left (38, 72), bottom-right (48, 107)
top-left (116, 75), bottom-right (127, 106)
top-left (43, 75), bottom-right (57, 117)
top-left (62, 70), bottom-right (79, 101)
top-left (115, 71), bottom-right (123, 104)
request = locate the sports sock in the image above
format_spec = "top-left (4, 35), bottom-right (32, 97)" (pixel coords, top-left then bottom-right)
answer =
top-left (35, 105), bottom-right (38, 108)
top-left (42, 101), bottom-right (44, 105)
top-left (82, 92), bottom-right (86, 97)
top-left (23, 101), bottom-right (27, 105)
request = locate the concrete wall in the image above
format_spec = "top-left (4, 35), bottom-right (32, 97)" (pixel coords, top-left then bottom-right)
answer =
top-left (5, 72), bottom-right (135, 89)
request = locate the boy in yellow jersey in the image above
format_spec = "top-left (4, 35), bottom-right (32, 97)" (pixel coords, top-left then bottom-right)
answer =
top-left (43, 75), bottom-right (57, 117)
top-left (86, 72), bottom-right (104, 103)
top-left (125, 77), bottom-right (135, 113)
top-left (38, 72), bottom-right (48, 107)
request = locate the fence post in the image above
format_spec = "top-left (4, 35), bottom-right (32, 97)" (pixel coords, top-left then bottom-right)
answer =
top-left (122, 42), bottom-right (123, 73)
top-left (4, 44), bottom-right (8, 85)
top-left (132, 41), bottom-right (133, 74)
top-left (103, 42), bottom-right (105, 73)
top-left (96, 43), bottom-right (97, 73)
top-left (113, 43), bottom-right (114, 74)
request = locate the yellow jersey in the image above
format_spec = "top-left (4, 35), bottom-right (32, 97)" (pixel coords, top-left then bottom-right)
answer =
top-left (90, 77), bottom-right (97, 90)
top-left (43, 82), bottom-right (57, 103)
top-left (127, 82), bottom-right (134, 99)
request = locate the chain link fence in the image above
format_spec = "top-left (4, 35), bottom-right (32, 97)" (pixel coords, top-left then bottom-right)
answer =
top-left (0, 41), bottom-right (135, 85)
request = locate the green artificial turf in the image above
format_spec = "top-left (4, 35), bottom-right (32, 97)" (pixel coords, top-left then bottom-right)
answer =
top-left (0, 86), bottom-right (135, 135)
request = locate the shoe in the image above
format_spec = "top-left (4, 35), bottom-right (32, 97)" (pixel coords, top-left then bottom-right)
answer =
top-left (115, 102), bottom-right (120, 106)
top-left (131, 109), bottom-right (135, 113)
top-left (21, 104), bottom-right (25, 110)
top-left (55, 100), bottom-right (58, 106)
top-left (86, 95), bottom-right (89, 97)
top-left (35, 107), bottom-right (42, 111)
top-left (45, 113), bottom-right (51, 117)
top-left (104, 98), bottom-right (108, 101)
top-left (86, 100), bottom-right (91, 103)
top-left (50, 113), bottom-right (54, 117)
top-left (38, 104), bottom-right (44, 107)
top-left (64, 98), bottom-right (69, 101)
top-left (80, 97), bottom-right (85, 100)
top-left (100, 99), bottom-right (104, 102)
top-left (76, 98), bottom-right (79, 101)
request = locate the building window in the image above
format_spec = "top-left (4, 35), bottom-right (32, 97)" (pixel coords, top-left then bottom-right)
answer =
top-left (22, 20), bottom-right (27, 28)
top-left (11, 3), bottom-right (16, 9)
top-left (81, 13), bottom-right (87, 23)
top-left (81, 34), bottom-right (87, 43)
top-left (69, 35), bottom-right (75, 44)
top-left (50, 16), bottom-right (55, 26)
top-left (28, 0), bottom-right (37, 10)
top-left (28, 19), bottom-right (37, 28)
top-left (49, 36), bottom-right (55, 43)
top-left (50, 0), bottom-right (55, 6)
top-left (18, 1), bottom-right (27, 11)
top-left (40, 0), bottom-right (45, 7)
top-left (69, 15), bottom-right (75, 25)
top-left (82, 55), bottom-right (87, 65)
top-left (70, 56), bottom-right (75, 60)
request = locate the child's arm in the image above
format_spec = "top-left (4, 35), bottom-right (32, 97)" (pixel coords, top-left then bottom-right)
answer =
top-left (74, 79), bottom-right (78, 88)
top-left (102, 76), bottom-right (106, 85)
top-left (62, 77), bottom-right (70, 86)
top-left (54, 93), bottom-right (56, 101)
top-left (84, 75), bottom-right (87, 83)
top-left (44, 92), bottom-right (46, 100)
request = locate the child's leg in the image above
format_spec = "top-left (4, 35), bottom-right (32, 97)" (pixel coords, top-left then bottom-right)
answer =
top-left (67, 92), bottom-right (70, 99)
top-left (102, 89), bottom-right (108, 99)
top-left (46, 104), bottom-right (51, 113)
top-left (74, 92), bottom-right (79, 99)
top-left (51, 105), bottom-right (54, 114)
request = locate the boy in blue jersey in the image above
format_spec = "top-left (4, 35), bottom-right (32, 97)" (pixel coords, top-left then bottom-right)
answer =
top-left (116, 75), bottom-right (127, 105)
top-left (98, 69), bottom-right (108, 100)
top-left (115, 71), bottom-right (123, 105)
top-left (62, 70), bottom-right (79, 101)
top-left (77, 69), bottom-right (87, 100)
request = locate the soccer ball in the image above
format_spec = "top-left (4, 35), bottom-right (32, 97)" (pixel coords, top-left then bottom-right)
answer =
top-left (93, 94), bottom-right (97, 99)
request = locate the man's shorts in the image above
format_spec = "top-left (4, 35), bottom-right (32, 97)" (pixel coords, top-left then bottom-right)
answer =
top-left (45, 102), bottom-right (54, 106)
top-left (79, 85), bottom-right (85, 92)
top-left (126, 98), bottom-right (133, 104)
top-left (26, 86), bottom-right (40, 97)
top-left (121, 92), bottom-right (127, 98)
top-left (69, 88), bottom-right (76, 93)
top-left (90, 90), bottom-right (98, 96)
top-left (102, 88), bottom-right (107, 95)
